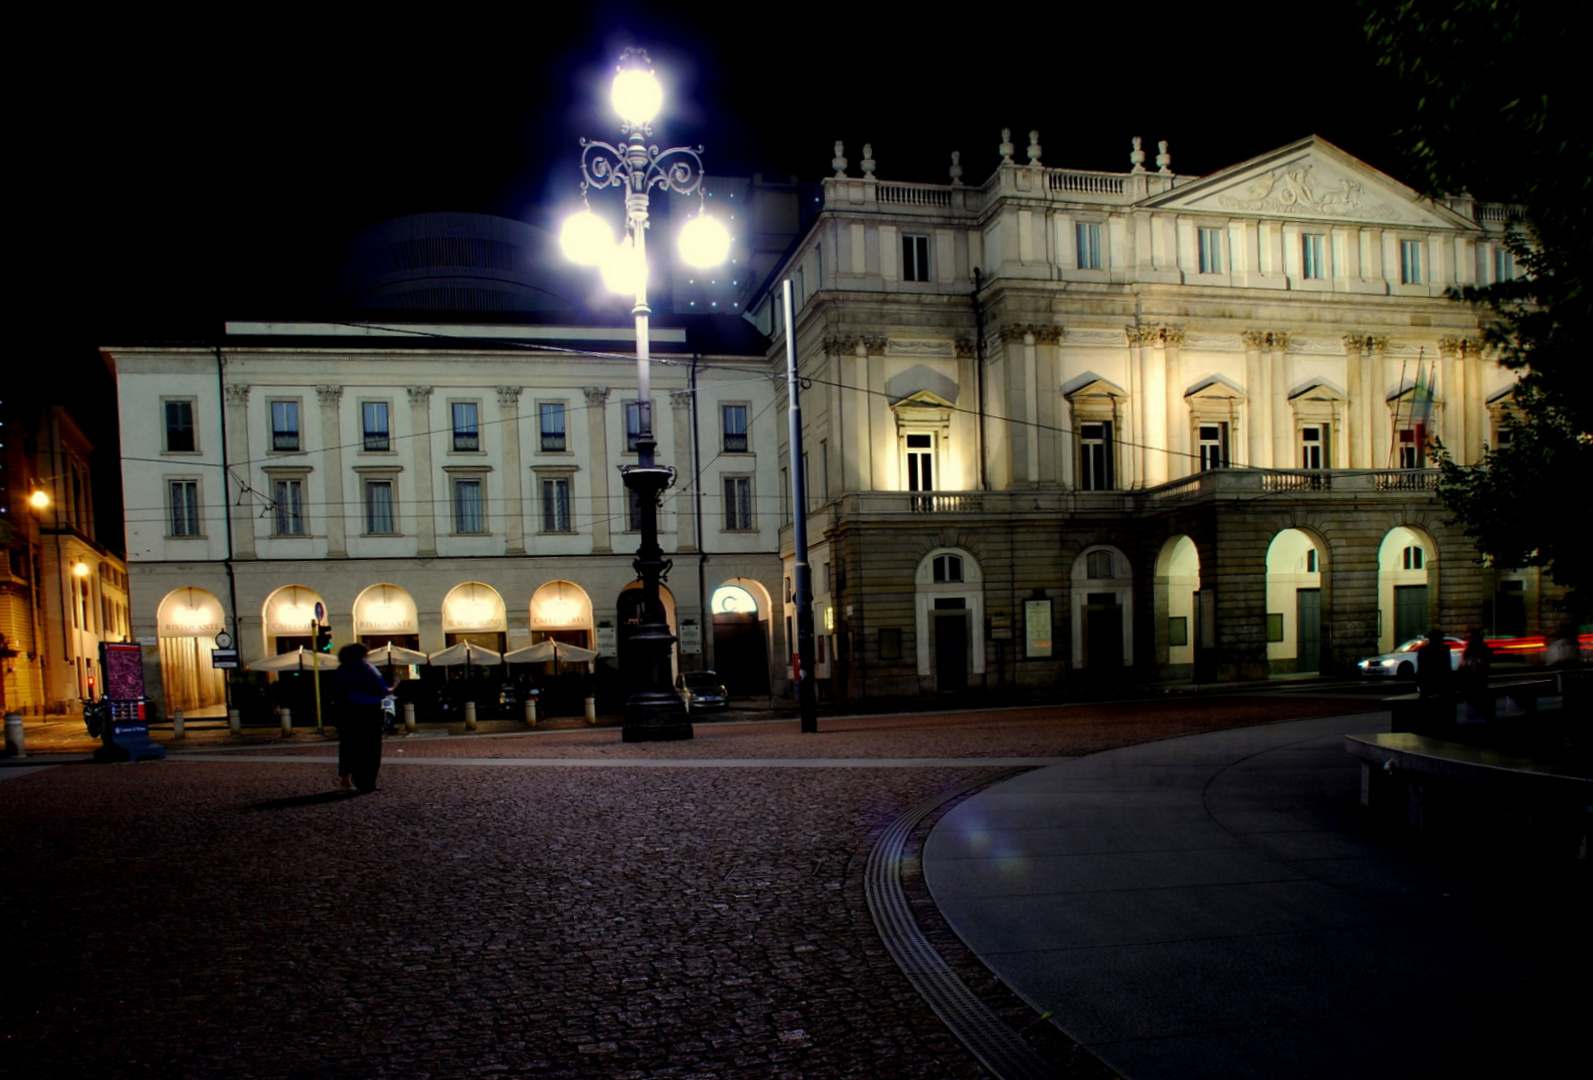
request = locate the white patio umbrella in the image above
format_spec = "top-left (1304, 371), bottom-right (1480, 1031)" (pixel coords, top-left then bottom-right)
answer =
top-left (428, 641), bottom-right (503, 667)
top-left (503, 640), bottom-right (598, 665)
top-left (367, 643), bottom-right (430, 666)
top-left (249, 647), bottom-right (339, 672)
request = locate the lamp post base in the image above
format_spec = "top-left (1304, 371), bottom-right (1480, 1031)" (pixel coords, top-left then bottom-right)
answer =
top-left (621, 691), bottom-right (693, 742)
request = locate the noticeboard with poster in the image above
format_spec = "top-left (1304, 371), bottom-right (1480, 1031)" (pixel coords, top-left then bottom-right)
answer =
top-left (101, 641), bottom-right (147, 701)
top-left (1024, 599), bottom-right (1054, 658)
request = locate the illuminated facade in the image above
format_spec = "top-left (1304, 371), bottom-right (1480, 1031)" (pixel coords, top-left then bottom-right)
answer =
top-left (751, 135), bottom-right (1552, 695)
top-left (106, 319), bottom-right (787, 717)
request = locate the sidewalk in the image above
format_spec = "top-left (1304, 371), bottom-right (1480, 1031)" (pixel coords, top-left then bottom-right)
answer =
top-left (923, 713), bottom-right (1586, 1079)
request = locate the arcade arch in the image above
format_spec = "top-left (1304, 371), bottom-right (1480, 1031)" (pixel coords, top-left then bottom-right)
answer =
top-left (712, 580), bottom-right (772, 696)
top-left (1071, 546), bottom-right (1132, 673)
top-left (1378, 526), bottom-right (1436, 651)
top-left (441, 581), bottom-right (507, 651)
top-left (352, 583), bottom-right (419, 649)
top-left (1266, 529), bottom-right (1326, 673)
top-left (616, 581), bottom-right (680, 686)
top-left (529, 580), bottom-right (594, 648)
top-left (1153, 536), bottom-right (1201, 678)
top-left (915, 548), bottom-right (984, 692)
top-left (156, 586), bottom-right (227, 713)
top-left (262, 584), bottom-right (325, 655)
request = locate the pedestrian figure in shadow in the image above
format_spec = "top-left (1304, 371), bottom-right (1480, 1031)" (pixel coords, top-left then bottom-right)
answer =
top-left (331, 643), bottom-right (394, 793)
top-left (1459, 630), bottom-right (1493, 720)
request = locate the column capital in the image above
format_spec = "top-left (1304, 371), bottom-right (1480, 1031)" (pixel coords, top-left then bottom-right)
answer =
top-left (315, 385), bottom-right (343, 407)
top-left (495, 385), bottom-right (523, 408)
top-left (582, 386), bottom-right (611, 408)
top-left (1437, 337), bottom-right (1479, 359)
top-left (406, 385), bottom-right (434, 406)
top-left (669, 389), bottom-right (693, 413)
top-left (224, 383), bottom-right (251, 406)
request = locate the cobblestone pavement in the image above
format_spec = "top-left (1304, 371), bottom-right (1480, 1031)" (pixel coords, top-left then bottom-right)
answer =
top-left (2, 696), bottom-right (1374, 1079)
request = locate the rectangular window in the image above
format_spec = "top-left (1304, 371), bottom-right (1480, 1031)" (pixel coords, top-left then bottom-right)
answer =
top-left (1400, 239), bottom-right (1423, 284)
top-left (1198, 227), bottom-right (1223, 274)
top-left (539, 402), bottom-right (566, 452)
top-left (1079, 422), bottom-right (1114, 490)
top-left (1301, 234), bottom-right (1326, 279)
top-left (541, 477), bottom-right (571, 532)
top-left (902, 234), bottom-right (930, 282)
top-left (724, 476), bottom-right (753, 530)
top-left (905, 434), bottom-right (934, 491)
top-left (1300, 424), bottom-right (1328, 470)
top-left (1493, 246), bottom-right (1515, 283)
top-left (1198, 422), bottom-right (1228, 470)
top-left (364, 480), bottom-right (394, 534)
top-left (362, 402), bottom-right (390, 451)
top-left (273, 479), bottom-right (305, 536)
top-left (453, 478), bottom-right (484, 533)
top-left (164, 400), bottom-right (195, 452)
top-left (451, 402), bottom-right (480, 452)
top-left (1397, 428), bottom-right (1422, 469)
top-left (722, 404), bottom-right (748, 453)
top-left (1076, 222), bottom-right (1102, 270)
top-left (169, 480), bottom-right (200, 536)
top-left (270, 400), bottom-right (300, 452)
top-left (625, 401), bottom-right (651, 453)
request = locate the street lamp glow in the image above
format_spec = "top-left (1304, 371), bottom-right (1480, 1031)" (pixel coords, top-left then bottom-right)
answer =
top-left (611, 65), bottom-right (663, 127)
top-left (560, 210), bottom-right (615, 266)
top-left (600, 241), bottom-right (644, 296)
top-left (72, 561), bottom-right (90, 578)
top-left (679, 214), bottom-right (731, 269)
top-left (29, 489), bottom-right (50, 509)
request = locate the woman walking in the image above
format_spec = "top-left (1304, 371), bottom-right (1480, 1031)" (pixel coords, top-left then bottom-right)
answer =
top-left (331, 643), bottom-right (394, 793)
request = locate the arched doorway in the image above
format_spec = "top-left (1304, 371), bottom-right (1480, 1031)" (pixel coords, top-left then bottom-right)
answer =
top-left (915, 549), bottom-right (985, 693)
top-left (262, 585), bottom-right (325, 655)
top-left (1153, 536), bottom-right (1201, 680)
top-left (352, 583), bottom-right (419, 651)
top-left (1378, 526), bottom-right (1435, 652)
top-left (711, 580), bottom-right (771, 697)
top-left (156, 587), bottom-right (227, 713)
top-left (1266, 529), bottom-right (1326, 674)
top-left (1071, 546), bottom-right (1132, 675)
top-left (529, 580), bottom-right (594, 649)
top-left (616, 581), bottom-right (679, 700)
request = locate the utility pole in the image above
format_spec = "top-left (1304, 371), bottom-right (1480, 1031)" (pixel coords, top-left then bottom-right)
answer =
top-left (783, 280), bottom-right (818, 733)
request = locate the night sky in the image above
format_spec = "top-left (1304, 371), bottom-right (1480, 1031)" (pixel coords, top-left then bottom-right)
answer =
top-left (37, 3), bottom-right (1404, 341)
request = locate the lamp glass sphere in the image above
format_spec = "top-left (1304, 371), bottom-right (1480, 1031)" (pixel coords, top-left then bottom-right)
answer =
top-left (29, 490), bottom-right (50, 509)
top-left (561, 210), bottom-right (616, 266)
top-left (611, 67), bottom-right (663, 127)
top-left (679, 214), bottom-right (731, 269)
top-left (600, 241), bottom-right (645, 296)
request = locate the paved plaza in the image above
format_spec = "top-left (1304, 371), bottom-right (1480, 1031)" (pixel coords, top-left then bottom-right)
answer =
top-left (3, 695), bottom-right (1582, 1078)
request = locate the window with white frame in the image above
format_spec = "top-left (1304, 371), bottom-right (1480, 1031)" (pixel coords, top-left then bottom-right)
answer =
top-left (1076, 222), bottom-right (1103, 270)
top-left (169, 480), bottom-right (200, 536)
top-left (1198, 423), bottom-right (1229, 470)
top-left (1301, 233), bottom-right (1327, 280)
top-left (539, 402), bottom-right (566, 452)
top-left (902, 234), bottom-right (930, 282)
top-left (361, 401), bottom-right (391, 451)
top-left (541, 476), bottom-right (572, 532)
top-left (1079, 422), bottom-right (1114, 490)
top-left (625, 400), bottom-right (652, 453)
top-left (273, 479), bottom-right (305, 536)
top-left (453, 477), bottom-right (485, 533)
top-left (1086, 550), bottom-right (1115, 579)
top-left (904, 433), bottom-right (934, 502)
top-left (721, 404), bottom-right (748, 453)
top-left (1300, 424), bottom-right (1329, 469)
top-left (364, 480), bottom-right (395, 534)
top-left (931, 553), bottom-right (963, 583)
top-left (1493, 245), bottom-right (1515, 283)
top-left (1400, 239), bottom-right (1424, 284)
top-left (1198, 227), bottom-right (1223, 274)
top-left (164, 399), bottom-right (196, 453)
top-left (270, 400), bottom-right (301, 452)
top-left (451, 401), bottom-right (480, 452)
top-left (723, 475), bottom-right (753, 530)
top-left (1397, 427), bottom-right (1422, 468)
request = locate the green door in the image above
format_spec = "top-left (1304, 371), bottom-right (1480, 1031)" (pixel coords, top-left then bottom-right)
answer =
top-left (1296, 588), bottom-right (1321, 673)
top-left (1394, 585), bottom-right (1428, 643)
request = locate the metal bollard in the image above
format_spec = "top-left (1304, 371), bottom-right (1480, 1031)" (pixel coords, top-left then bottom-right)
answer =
top-left (524, 698), bottom-right (538, 726)
top-left (403, 702), bottom-right (416, 732)
top-left (585, 696), bottom-right (597, 725)
top-left (464, 700), bottom-right (478, 730)
top-left (173, 709), bottom-right (185, 739)
top-left (228, 709), bottom-right (241, 736)
top-left (280, 706), bottom-right (293, 738)
top-left (4, 713), bottom-right (24, 757)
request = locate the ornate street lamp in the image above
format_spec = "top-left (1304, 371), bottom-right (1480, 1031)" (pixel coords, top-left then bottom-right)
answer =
top-left (562, 49), bottom-right (729, 742)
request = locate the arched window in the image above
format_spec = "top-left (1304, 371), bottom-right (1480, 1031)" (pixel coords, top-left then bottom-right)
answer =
top-left (1402, 545), bottom-right (1424, 571)
top-left (932, 554), bottom-right (963, 583)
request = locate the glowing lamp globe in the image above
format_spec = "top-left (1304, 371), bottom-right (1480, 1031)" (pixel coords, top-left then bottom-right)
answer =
top-left (611, 67), bottom-right (663, 127)
top-left (561, 210), bottom-right (616, 266)
top-left (679, 214), bottom-right (731, 269)
top-left (601, 243), bottom-right (645, 296)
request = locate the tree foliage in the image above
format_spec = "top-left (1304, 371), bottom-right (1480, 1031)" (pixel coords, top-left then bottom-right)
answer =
top-left (1362, 0), bottom-right (1591, 611)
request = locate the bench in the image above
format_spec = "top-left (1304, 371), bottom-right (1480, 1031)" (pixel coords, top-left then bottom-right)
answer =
top-left (1344, 732), bottom-right (1591, 857)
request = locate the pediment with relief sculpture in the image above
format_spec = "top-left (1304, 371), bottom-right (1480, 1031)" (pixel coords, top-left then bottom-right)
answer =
top-left (1141, 136), bottom-right (1477, 231)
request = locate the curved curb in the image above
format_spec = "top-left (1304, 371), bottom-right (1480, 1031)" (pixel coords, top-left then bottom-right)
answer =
top-left (865, 771), bottom-right (1057, 1080)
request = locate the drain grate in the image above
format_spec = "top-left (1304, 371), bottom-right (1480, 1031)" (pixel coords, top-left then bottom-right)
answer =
top-left (865, 771), bottom-right (1057, 1080)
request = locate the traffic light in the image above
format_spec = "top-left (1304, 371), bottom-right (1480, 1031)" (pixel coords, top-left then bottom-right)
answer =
top-left (315, 625), bottom-right (333, 652)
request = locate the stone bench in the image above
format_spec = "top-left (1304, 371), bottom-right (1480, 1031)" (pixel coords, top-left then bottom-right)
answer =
top-left (1384, 680), bottom-right (1562, 737)
top-left (1344, 731), bottom-right (1591, 856)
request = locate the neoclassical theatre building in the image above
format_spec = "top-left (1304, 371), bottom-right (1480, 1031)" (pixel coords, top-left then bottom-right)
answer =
top-left (750, 135), bottom-right (1541, 697)
top-left (110, 136), bottom-right (1546, 712)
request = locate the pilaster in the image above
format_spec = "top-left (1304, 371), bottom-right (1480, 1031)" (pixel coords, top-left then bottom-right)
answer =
top-left (407, 386), bottom-right (436, 556)
top-left (496, 386), bottom-right (525, 556)
top-left (670, 389), bottom-right (697, 552)
top-left (223, 383), bottom-right (256, 559)
top-left (315, 386), bottom-right (346, 557)
top-left (583, 387), bottom-right (612, 553)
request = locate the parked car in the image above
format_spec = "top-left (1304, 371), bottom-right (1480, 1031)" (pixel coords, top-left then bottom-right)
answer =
top-left (676, 671), bottom-right (729, 711)
top-left (1356, 635), bottom-right (1463, 678)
